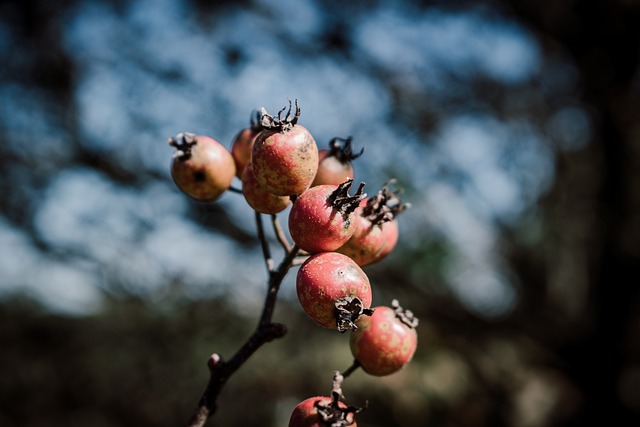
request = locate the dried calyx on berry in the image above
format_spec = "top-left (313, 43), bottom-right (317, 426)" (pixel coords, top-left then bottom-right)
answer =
top-left (335, 295), bottom-right (374, 333)
top-left (327, 137), bottom-right (364, 164)
top-left (259, 99), bottom-right (300, 132)
top-left (314, 372), bottom-right (365, 426)
top-left (168, 132), bottom-right (198, 160)
top-left (362, 179), bottom-right (411, 225)
top-left (328, 179), bottom-right (367, 217)
top-left (391, 298), bottom-right (419, 329)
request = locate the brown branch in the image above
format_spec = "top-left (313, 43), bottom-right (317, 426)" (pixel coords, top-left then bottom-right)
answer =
top-left (256, 212), bottom-right (275, 272)
top-left (292, 255), bottom-right (310, 267)
top-left (271, 214), bottom-right (291, 253)
top-left (260, 243), bottom-right (300, 327)
top-left (185, 236), bottom-right (300, 427)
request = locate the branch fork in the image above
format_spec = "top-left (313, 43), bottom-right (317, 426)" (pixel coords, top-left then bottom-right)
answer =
top-left (186, 214), bottom-right (300, 427)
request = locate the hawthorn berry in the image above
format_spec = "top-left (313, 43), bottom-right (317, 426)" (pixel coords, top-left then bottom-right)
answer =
top-left (288, 179), bottom-right (366, 254)
top-left (335, 200), bottom-right (385, 267)
top-left (241, 161), bottom-right (291, 214)
top-left (296, 252), bottom-right (373, 332)
top-left (376, 219), bottom-right (399, 260)
top-left (312, 137), bottom-right (364, 187)
top-left (168, 132), bottom-right (236, 202)
top-left (337, 181), bottom-right (410, 266)
top-left (288, 396), bottom-right (358, 427)
top-left (349, 300), bottom-right (418, 376)
top-left (230, 110), bottom-right (262, 178)
top-left (251, 100), bottom-right (319, 196)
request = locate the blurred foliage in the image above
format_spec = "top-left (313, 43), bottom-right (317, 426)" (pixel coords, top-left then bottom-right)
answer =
top-left (1, 0), bottom-right (640, 427)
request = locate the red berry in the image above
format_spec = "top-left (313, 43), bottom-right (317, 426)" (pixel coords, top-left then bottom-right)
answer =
top-left (312, 137), bottom-right (363, 187)
top-left (230, 111), bottom-right (262, 178)
top-left (288, 180), bottom-right (366, 253)
top-left (337, 181), bottom-right (409, 264)
top-left (376, 219), bottom-right (399, 261)
top-left (337, 212), bottom-right (399, 266)
top-left (288, 396), bottom-right (358, 427)
top-left (296, 252), bottom-right (372, 331)
top-left (241, 161), bottom-right (291, 214)
top-left (168, 133), bottom-right (236, 202)
top-left (350, 300), bottom-right (418, 376)
top-left (251, 101), bottom-right (319, 196)
top-left (336, 201), bottom-right (385, 267)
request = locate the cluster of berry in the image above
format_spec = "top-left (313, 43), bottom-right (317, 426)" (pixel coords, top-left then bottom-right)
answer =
top-left (168, 101), bottom-right (417, 426)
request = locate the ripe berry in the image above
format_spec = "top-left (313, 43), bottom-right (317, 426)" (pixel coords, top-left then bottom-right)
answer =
top-left (251, 100), bottom-right (319, 196)
top-left (230, 110), bottom-right (262, 178)
top-left (296, 252), bottom-right (373, 332)
top-left (335, 200), bottom-right (385, 267)
top-left (168, 132), bottom-right (236, 202)
top-left (288, 396), bottom-right (358, 427)
top-left (241, 161), bottom-right (291, 214)
top-left (288, 179), bottom-right (366, 254)
top-left (311, 137), bottom-right (364, 187)
top-left (350, 300), bottom-right (419, 376)
top-left (337, 181), bottom-right (410, 266)
top-left (376, 219), bottom-right (399, 260)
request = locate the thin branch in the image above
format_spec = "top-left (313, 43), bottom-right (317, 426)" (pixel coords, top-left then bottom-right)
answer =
top-left (271, 214), bottom-right (291, 252)
top-left (260, 244), bottom-right (300, 327)
top-left (185, 240), bottom-right (300, 427)
top-left (312, 368), bottom-right (365, 426)
top-left (256, 212), bottom-right (275, 272)
top-left (332, 370), bottom-right (346, 400)
top-left (341, 359), bottom-right (361, 379)
top-left (292, 255), bottom-right (310, 267)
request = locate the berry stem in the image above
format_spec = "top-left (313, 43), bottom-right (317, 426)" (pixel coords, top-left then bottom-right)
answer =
top-left (332, 370), bottom-right (346, 401)
top-left (271, 214), bottom-right (292, 253)
top-left (341, 360), bottom-right (361, 379)
top-left (313, 370), bottom-right (365, 426)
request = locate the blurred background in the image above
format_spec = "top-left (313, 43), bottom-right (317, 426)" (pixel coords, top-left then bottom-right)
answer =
top-left (1, 0), bottom-right (639, 426)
